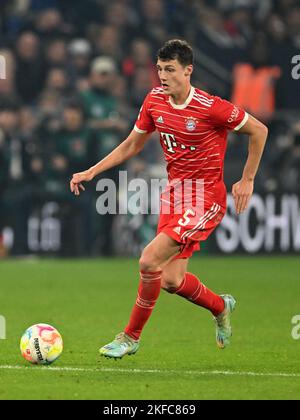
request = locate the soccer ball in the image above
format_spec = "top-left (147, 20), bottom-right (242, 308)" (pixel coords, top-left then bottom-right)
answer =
top-left (20, 323), bottom-right (63, 365)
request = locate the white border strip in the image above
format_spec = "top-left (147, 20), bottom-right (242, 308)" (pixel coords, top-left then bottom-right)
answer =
top-left (0, 365), bottom-right (299, 378)
top-left (134, 125), bottom-right (148, 134)
top-left (234, 112), bottom-right (249, 131)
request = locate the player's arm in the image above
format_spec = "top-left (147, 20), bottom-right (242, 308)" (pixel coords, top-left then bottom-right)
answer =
top-left (233, 114), bottom-right (268, 214)
top-left (70, 129), bottom-right (151, 195)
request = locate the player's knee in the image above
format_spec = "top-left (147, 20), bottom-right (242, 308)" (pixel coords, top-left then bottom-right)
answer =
top-left (161, 273), bottom-right (183, 293)
top-left (139, 254), bottom-right (160, 273)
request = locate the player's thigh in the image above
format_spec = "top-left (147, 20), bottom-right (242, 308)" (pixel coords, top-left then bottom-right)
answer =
top-left (140, 232), bottom-right (181, 270)
top-left (161, 258), bottom-right (189, 290)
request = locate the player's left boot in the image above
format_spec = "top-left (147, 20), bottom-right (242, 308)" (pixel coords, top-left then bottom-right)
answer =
top-left (214, 294), bottom-right (236, 349)
top-left (99, 332), bottom-right (140, 359)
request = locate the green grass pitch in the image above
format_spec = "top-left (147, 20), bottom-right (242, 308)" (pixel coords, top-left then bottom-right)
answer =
top-left (0, 256), bottom-right (300, 400)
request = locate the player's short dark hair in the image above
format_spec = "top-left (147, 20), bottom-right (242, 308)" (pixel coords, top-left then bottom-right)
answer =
top-left (157, 39), bottom-right (193, 67)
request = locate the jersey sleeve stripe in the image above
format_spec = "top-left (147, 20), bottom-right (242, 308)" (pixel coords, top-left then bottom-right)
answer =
top-left (134, 125), bottom-right (148, 134)
top-left (233, 112), bottom-right (249, 131)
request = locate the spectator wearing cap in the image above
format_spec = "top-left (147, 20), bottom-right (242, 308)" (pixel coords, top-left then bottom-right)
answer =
top-left (80, 56), bottom-right (128, 137)
top-left (67, 39), bottom-right (92, 91)
top-left (79, 56), bottom-right (129, 255)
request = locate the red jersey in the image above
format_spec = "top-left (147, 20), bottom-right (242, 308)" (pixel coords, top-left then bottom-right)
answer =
top-left (134, 86), bottom-right (248, 209)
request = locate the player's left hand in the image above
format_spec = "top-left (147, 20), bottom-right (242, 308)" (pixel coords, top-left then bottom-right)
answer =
top-left (232, 179), bottom-right (254, 214)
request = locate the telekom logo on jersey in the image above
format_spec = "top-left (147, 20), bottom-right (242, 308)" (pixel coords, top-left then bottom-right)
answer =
top-left (161, 133), bottom-right (197, 154)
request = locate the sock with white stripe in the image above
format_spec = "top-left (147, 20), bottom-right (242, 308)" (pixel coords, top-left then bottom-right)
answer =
top-left (124, 270), bottom-right (162, 341)
top-left (172, 272), bottom-right (225, 316)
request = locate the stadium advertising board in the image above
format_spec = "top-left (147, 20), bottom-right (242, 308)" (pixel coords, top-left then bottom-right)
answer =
top-left (214, 193), bottom-right (300, 253)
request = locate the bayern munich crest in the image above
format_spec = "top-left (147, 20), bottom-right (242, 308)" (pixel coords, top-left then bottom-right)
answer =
top-left (185, 117), bottom-right (197, 131)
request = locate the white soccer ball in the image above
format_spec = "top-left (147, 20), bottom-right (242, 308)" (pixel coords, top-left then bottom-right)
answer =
top-left (20, 323), bottom-right (63, 365)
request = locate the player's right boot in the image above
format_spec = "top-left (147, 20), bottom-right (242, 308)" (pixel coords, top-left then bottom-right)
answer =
top-left (214, 294), bottom-right (236, 349)
top-left (99, 332), bottom-right (140, 359)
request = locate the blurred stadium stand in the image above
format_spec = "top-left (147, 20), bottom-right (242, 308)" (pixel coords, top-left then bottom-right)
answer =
top-left (0, 0), bottom-right (300, 257)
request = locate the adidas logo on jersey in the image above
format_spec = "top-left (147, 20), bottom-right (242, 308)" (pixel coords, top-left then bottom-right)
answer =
top-left (156, 116), bottom-right (164, 124)
top-left (173, 226), bottom-right (181, 235)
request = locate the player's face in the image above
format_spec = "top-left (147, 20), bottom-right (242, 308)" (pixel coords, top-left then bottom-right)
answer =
top-left (156, 59), bottom-right (193, 96)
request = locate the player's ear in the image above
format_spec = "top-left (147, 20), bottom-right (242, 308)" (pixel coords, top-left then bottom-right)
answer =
top-left (184, 65), bottom-right (193, 77)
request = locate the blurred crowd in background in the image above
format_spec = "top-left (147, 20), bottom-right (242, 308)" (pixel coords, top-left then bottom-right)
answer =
top-left (0, 0), bottom-right (300, 256)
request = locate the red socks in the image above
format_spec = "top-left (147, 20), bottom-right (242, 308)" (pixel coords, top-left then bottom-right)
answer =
top-left (124, 270), bottom-right (224, 340)
top-left (124, 270), bottom-right (162, 341)
top-left (174, 272), bottom-right (224, 316)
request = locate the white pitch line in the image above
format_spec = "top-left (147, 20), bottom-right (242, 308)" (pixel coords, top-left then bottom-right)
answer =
top-left (0, 365), bottom-right (300, 379)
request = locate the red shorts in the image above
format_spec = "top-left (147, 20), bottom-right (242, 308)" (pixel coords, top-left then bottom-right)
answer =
top-left (157, 202), bottom-right (225, 259)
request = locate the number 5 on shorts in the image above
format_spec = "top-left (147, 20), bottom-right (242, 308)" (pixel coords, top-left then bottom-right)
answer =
top-left (178, 209), bottom-right (196, 227)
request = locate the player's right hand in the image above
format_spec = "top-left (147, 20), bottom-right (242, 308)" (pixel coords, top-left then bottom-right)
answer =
top-left (70, 169), bottom-right (94, 196)
top-left (232, 178), bottom-right (254, 214)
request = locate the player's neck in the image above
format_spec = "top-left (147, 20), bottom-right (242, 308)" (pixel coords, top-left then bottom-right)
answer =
top-left (170, 84), bottom-right (193, 105)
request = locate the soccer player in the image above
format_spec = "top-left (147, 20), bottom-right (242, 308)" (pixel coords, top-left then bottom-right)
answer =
top-left (70, 40), bottom-right (268, 359)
